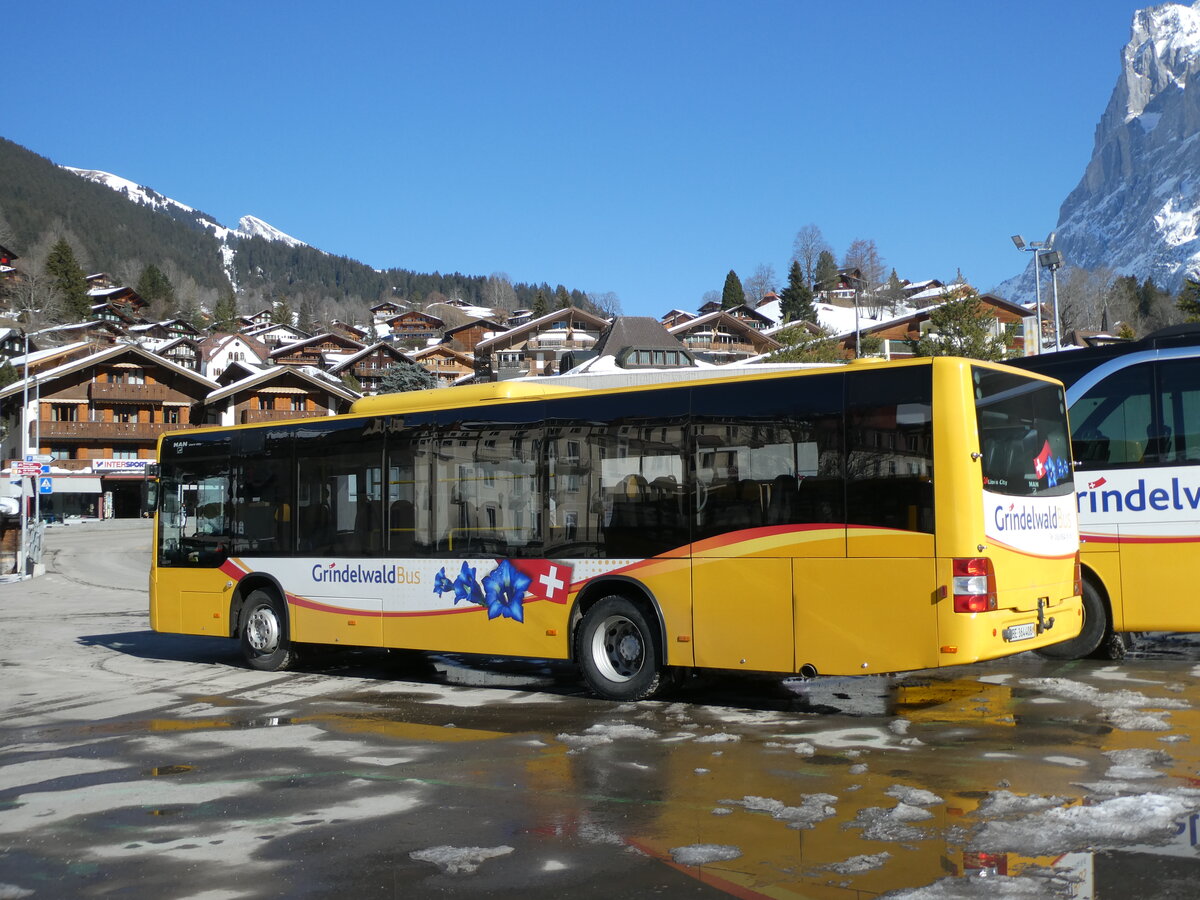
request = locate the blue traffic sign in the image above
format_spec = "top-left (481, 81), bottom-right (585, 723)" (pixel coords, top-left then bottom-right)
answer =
top-left (38, 477), bottom-right (53, 495)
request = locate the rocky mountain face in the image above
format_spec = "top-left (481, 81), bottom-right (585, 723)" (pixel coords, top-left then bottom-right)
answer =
top-left (1002, 2), bottom-right (1200, 299)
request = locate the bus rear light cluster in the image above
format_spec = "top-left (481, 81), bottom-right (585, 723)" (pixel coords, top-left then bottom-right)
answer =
top-left (952, 557), bottom-right (997, 613)
top-left (1073, 552), bottom-right (1082, 597)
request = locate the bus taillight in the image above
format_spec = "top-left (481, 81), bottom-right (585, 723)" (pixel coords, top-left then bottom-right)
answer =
top-left (1073, 552), bottom-right (1082, 597)
top-left (952, 557), bottom-right (997, 613)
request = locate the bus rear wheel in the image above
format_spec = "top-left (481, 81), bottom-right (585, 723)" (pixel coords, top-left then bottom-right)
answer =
top-left (240, 589), bottom-right (295, 671)
top-left (1036, 579), bottom-right (1108, 661)
top-left (576, 596), bottom-right (663, 701)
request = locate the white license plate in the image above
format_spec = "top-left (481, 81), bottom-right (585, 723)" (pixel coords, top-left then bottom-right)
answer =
top-left (1004, 623), bottom-right (1037, 642)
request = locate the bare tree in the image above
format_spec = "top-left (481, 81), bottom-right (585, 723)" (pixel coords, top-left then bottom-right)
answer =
top-left (744, 263), bottom-right (778, 305)
top-left (586, 291), bottom-right (622, 317)
top-left (843, 238), bottom-right (887, 317)
top-left (8, 269), bottom-right (63, 328)
top-left (700, 289), bottom-right (721, 309)
top-left (792, 224), bottom-right (831, 289)
top-left (483, 272), bottom-right (518, 312)
top-left (1056, 266), bottom-right (1116, 335)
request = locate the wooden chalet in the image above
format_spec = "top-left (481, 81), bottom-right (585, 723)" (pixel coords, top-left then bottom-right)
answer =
top-left (833, 292), bottom-right (1035, 359)
top-left (660, 309), bottom-right (696, 329)
top-left (667, 311), bottom-right (782, 364)
top-left (327, 342), bottom-right (419, 395)
top-left (385, 310), bottom-right (444, 345)
top-left (0, 344), bottom-right (218, 517)
top-left (474, 307), bottom-right (610, 380)
top-left (721, 304), bottom-right (775, 331)
top-left (411, 344), bottom-right (474, 386)
top-left (0, 244), bottom-right (18, 280)
top-left (204, 363), bottom-right (358, 427)
top-left (156, 337), bottom-right (203, 372)
top-left (442, 318), bottom-right (501, 353)
top-left (243, 322), bottom-right (311, 350)
top-left (269, 332), bottom-right (366, 369)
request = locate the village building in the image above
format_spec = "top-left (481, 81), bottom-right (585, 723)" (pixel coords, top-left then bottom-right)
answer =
top-left (385, 310), bottom-right (444, 346)
top-left (204, 362), bottom-right (357, 428)
top-left (200, 332), bottom-right (272, 379)
top-left (473, 307), bottom-right (610, 380)
top-left (269, 332), bottom-right (366, 369)
top-left (832, 292), bottom-right (1036, 359)
top-left (327, 342), bottom-right (420, 394)
top-left (411, 344), bottom-right (474, 386)
top-left (0, 344), bottom-right (218, 517)
top-left (442, 318), bottom-right (502, 353)
top-left (242, 321), bottom-right (311, 350)
top-left (667, 311), bottom-right (782, 364)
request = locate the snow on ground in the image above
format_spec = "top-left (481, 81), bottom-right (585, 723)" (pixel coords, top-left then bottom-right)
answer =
top-left (669, 844), bottom-right (742, 866)
top-left (826, 851), bottom-right (891, 875)
top-left (555, 721), bottom-right (658, 750)
top-left (721, 794), bottom-right (839, 829)
top-left (409, 845), bottom-right (513, 875)
top-left (971, 792), bottom-right (1200, 856)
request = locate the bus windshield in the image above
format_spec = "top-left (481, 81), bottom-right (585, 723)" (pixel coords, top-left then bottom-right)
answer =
top-left (973, 365), bottom-right (1074, 498)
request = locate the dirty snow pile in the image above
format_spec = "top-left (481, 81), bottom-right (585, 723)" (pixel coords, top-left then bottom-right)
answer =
top-left (1019, 676), bottom-right (1187, 731)
top-left (718, 793), bottom-right (838, 829)
top-left (669, 844), bottom-right (742, 866)
top-left (972, 792), bottom-right (1199, 857)
top-left (409, 845), bottom-right (513, 875)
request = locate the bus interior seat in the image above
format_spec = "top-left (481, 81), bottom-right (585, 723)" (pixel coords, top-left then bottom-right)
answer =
top-left (1142, 424), bottom-right (1173, 463)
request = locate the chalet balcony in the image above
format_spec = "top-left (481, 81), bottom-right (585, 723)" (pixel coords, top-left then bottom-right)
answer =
top-left (89, 382), bottom-right (172, 402)
top-left (36, 421), bottom-right (181, 441)
top-left (239, 409), bottom-right (323, 424)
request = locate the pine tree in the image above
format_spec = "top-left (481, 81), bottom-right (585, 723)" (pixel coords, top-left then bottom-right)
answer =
top-left (212, 291), bottom-right (238, 331)
top-left (721, 270), bottom-right (745, 309)
top-left (906, 290), bottom-right (1007, 360)
top-left (136, 264), bottom-right (175, 309)
top-left (0, 357), bottom-right (17, 389)
top-left (532, 290), bottom-right (548, 316)
top-left (770, 325), bottom-right (843, 363)
top-left (813, 250), bottom-right (838, 294)
top-left (272, 297), bottom-right (295, 327)
top-left (779, 260), bottom-right (816, 323)
top-left (379, 361), bottom-right (438, 393)
top-left (44, 238), bottom-right (90, 321)
top-left (882, 268), bottom-right (906, 313)
top-left (555, 285), bottom-right (571, 309)
top-left (1176, 277), bottom-right (1200, 322)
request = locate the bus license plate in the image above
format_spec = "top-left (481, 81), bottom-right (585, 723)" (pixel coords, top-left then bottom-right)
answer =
top-left (1004, 623), bottom-right (1037, 642)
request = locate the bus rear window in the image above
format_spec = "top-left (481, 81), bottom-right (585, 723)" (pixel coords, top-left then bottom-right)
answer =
top-left (973, 366), bottom-right (1074, 498)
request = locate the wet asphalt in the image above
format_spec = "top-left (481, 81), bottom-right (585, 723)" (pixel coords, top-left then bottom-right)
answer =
top-left (2, 520), bottom-right (1200, 898)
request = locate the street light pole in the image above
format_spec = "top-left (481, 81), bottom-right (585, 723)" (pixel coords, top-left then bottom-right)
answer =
top-left (1011, 235), bottom-right (1047, 354)
top-left (17, 333), bottom-right (28, 576)
top-left (1039, 249), bottom-right (1064, 351)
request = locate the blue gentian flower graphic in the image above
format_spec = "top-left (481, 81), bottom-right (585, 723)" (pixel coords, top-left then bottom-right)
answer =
top-left (482, 559), bottom-right (531, 622)
top-left (432, 567), bottom-right (454, 597)
top-left (452, 561), bottom-right (485, 606)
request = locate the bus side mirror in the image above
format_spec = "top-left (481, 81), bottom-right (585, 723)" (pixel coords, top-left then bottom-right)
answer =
top-left (142, 481), bottom-right (159, 511)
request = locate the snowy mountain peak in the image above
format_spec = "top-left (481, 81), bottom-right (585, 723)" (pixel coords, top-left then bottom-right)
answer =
top-left (999, 2), bottom-right (1200, 302)
top-left (236, 215), bottom-right (306, 248)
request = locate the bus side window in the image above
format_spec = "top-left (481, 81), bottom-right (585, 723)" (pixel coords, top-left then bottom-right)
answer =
top-left (1159, 357), bottom-right (1200, 463)
top-left (1072, 363), bottom-right (1154, 468)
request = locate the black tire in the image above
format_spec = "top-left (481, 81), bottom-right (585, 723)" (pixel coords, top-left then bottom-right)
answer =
top-left (239, 588), bottom-right (295, 671)
top-left (1036, 578), bottom-right (1108, 660)
top-left (575, 596), bottom-right (663, 701)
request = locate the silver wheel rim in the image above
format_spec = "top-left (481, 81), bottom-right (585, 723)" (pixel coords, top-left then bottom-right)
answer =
top-left (246, 604), bottom-right (281, 654)
top-left (590, 614), bottom-right (644, 683)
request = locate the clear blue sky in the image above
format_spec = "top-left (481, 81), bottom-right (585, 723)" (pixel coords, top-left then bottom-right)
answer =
top-left (6, 1), bottom-right (1143, 316)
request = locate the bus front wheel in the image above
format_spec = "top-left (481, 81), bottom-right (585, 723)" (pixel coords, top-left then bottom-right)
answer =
top-left (240, 589), bottom-right (295, 671)
top-left (1036, 579), bottom-right (1109, 661)
top-left (576, 596), bottom-right (663, 701)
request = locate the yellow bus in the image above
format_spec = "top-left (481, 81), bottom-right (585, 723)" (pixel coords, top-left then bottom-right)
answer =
top-left (148, 357), bottom-right (1083, 700)
top-left (1012, 324), bottom-right (1200, 659)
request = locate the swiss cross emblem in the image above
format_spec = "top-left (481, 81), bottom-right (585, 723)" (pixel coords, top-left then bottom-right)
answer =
top-left (510, 560), bottom-right (575, 604)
